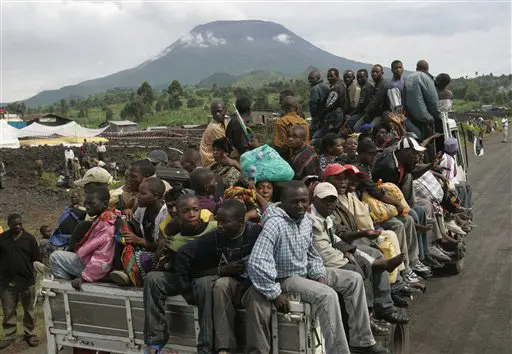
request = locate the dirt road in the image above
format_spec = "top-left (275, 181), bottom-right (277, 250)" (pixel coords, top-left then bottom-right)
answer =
top-left (409, 134), bottom-right (512, 354)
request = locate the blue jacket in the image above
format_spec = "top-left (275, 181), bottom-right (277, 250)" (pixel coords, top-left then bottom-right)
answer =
top-left (404, 72), bottom-right (440, 123)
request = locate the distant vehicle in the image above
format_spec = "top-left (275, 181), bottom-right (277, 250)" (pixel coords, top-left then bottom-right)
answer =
top-left (481, 105), bottom-right (493, 111)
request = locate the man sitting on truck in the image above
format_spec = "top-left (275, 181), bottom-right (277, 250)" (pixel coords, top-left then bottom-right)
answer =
top-left (48, 185), bottom-right (121, 290)
top-left (144, 194), bottom-right (217, 354)
top-left (309, 182), bottom-right (409, 330)
top-left (248, 181), bottom-right (388, 354)
top-left (174, 200), bottom-right (263, 354)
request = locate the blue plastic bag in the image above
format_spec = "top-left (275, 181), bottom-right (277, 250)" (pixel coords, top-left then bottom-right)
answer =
top-left (240, 144), bottom-right (294, 182)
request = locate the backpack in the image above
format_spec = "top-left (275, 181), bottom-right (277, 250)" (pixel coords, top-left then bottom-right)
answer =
top-left (49, 207), bottom-right (87, 248)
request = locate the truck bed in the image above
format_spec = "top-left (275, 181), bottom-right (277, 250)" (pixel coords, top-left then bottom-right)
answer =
top-left (41, 279), bottom-right (322, 354)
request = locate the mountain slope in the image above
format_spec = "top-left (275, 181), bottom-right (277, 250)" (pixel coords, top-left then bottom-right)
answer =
top-left (25, 20), bottom-right (374, 107)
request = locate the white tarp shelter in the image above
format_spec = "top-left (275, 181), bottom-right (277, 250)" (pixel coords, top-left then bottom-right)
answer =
top-left (0, 120), bottom-right (21, 148)
top-left (17, 121), bottom-right (108, 139)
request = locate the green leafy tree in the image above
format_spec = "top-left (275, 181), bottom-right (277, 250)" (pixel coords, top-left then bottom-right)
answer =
top-left (168, 80), bottom-right (184, 96)
top-left (121, 97), bottom-right (145, 121)
top-left (187, 97), bottom-right (203, 108)
top-left (464, 81), bottom-right (480, 102)
top-left (137, 81), bottom-right (155, 105)
top-left (60, 99), bottom-right (69, 116)
top-left (168, 95), bottom-right (182, 110)
top-left (105, 107), bottom-right (114, 121)
top-left (168, 80), bottom-right (184, 110)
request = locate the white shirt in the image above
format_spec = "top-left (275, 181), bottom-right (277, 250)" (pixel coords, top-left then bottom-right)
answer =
top-left (133, 204), bottom-right (168, 243)
top-left (502, 117), bottom-right (509, 129)
top-left (64, 149), bottom-right (75, 160)
top-left (97, 145), bottom-right (107, 153)
top-left (439, 153), bottom-right (458, 185)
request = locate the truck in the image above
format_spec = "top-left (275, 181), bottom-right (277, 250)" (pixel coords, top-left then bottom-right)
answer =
top-left (40, 278), bottom-right (409, 354)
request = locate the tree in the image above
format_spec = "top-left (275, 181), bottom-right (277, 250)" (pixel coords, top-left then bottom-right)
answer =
top-left (105, 107), bottom-right (114, 121)
top-left (168, 95), bottom-right (182, 110)
top-left (137, 81), bottom-right (155, 105)
top-left (187, 97), bottom-right (203, 108)
top-left (155, 94), bottom-right (169, 112)
top-left (253, 90), bottom-right (270, 110)
top-left (168, 80), bottom-right (184, 96)
top-left (120, 97), bottom-right (145, 121)
top-left (168, 80), bottom-right (184, 110)
top-left (78, 108), bottom-right (86, 118)
top-left (60, 99), bottom-right (69, 116)
top-left (464, 81), bottom-right (480, 102)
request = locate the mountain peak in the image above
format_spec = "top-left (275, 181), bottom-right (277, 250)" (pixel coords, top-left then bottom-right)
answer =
top-left (23, 19), bottom-right (375, 107)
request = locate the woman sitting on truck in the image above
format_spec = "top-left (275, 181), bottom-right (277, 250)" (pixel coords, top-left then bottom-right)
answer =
top-left (48, 185), bottom-right (120, 290)
top-left (209, 137), bottom-right (242, 188)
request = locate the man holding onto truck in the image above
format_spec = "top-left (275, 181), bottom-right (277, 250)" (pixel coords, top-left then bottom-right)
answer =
top-left (247, 181), bottom-right (388, 354)
top-left (174, 200), bottom-right (264, 354)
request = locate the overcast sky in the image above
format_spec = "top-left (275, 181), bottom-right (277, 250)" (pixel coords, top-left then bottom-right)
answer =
top-left (1, 0), bottom-right (511, 102)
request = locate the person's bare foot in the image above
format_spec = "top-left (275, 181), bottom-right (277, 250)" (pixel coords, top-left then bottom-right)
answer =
top-left (415, 223), bottom-right (433, 233)
top-left (372, 253), bottom-right (406, 273)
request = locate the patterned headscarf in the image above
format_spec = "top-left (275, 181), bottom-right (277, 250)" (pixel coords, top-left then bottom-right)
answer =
top-left (224, 186), bottom-right (258, 210)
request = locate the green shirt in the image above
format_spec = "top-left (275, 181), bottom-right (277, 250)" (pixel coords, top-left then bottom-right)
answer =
top-left (166, 221), bottom-right (217, 252)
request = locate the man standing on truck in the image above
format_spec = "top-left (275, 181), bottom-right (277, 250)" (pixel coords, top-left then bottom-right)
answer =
top-left (308, 69), bottom-right (330, 137)
top-left (174, 200), bottom-right (264, 354)
top-left (248, 181), bottom-right (388, 354)
top-left (0, 214), bottom-right (40, 349)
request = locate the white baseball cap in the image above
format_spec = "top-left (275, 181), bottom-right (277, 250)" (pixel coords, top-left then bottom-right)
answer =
top-left (313, 182), bottom-right (339, 199)
top-left (397, 137), bottom-right (426, 152)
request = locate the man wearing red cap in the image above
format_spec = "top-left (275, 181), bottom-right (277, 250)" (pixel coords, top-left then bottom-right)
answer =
top-left (322, 163), bottom-right (428, 285)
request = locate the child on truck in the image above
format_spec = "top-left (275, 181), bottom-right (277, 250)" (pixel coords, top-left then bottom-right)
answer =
top-left (46, 185), bottom-right (121, 290)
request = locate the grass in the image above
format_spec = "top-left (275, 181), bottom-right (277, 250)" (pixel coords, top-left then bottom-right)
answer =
top-left (68, 104), bottom-right (211, 129)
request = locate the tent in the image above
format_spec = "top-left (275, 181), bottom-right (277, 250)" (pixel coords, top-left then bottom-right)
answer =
top-left (0, 120), bottom-right (21, 148)
top-left (17, 121), bottom-right (108, 139)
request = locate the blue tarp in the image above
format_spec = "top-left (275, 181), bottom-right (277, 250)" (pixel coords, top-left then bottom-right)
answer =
top-left (8, 121), bottom-right (26, 129)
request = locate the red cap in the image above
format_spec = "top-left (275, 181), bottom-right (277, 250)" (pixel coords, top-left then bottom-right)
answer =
top-left (322, 164), bottom-right (361, 179)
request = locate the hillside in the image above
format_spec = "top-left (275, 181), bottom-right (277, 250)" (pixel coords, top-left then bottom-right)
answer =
top-left (23, 20), bottom-right (375, 107)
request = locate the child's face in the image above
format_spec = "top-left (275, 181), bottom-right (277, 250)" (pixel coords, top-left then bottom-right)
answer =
top-left (345, 137), bottom-right (358, 154)
top-left (328, 138), bottom-right (345, 156)
top-left (70, 192), bottom-right (81, 206)
top-left (288, 129), bottom-right (305, 149)
top-left (205, 174), bottom-right (217, 195)
top-left (137, 182), bottom-right (157, 208)
top-left (41, 227), bottom-right (52, 239)
top-left (181, 158), bottom-right (196, 173)
top-left (84, 193), bottom-right (107, 217)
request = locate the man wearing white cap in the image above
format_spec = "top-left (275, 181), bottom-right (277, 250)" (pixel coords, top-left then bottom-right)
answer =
top-left (309, 183), bottom-right (409, 330)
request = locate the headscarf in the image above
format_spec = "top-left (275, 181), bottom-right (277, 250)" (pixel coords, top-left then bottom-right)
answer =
top-left (224, 186), bottom-right (258, 210)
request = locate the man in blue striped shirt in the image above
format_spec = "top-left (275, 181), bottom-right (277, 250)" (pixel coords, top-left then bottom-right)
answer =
top-left (247, 181), bottom-right (388, 354)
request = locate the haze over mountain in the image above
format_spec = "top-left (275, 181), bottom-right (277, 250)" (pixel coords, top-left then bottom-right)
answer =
top-left (24, 20), bottom-right (375, 108)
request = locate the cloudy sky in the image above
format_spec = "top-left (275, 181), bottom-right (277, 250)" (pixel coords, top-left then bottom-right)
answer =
top-left (1, 0), bottom-right (511, 102)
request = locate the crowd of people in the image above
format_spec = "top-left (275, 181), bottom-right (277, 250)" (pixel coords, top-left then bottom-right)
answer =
top-left (0, 59), bottom-right (478, 354)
